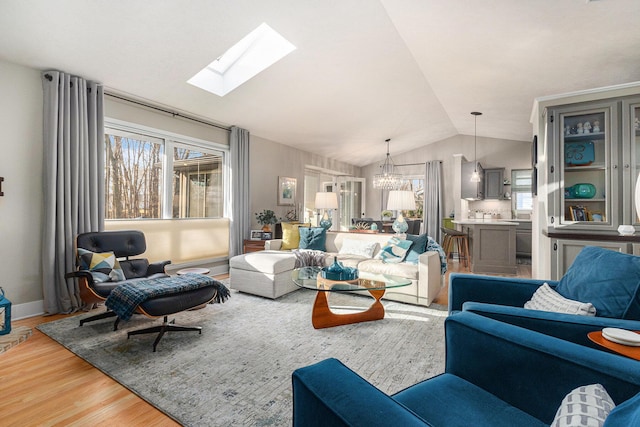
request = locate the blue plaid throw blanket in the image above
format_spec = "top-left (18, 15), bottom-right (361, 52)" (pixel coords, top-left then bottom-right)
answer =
top-left (105, 273), bottom-right (230, 321)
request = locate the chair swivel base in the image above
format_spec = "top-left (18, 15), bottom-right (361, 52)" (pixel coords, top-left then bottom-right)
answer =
top-left (127, 315), bottom-right (202, 352)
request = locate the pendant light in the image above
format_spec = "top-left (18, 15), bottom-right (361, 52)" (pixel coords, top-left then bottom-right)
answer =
top-left (373, 138), bottom-right (403, 190)
top-left (470, 112), bottom-right (482, 182)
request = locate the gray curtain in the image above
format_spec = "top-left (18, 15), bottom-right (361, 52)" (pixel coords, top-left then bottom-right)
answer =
top-left (42, 71), bottom-right (104, 314)
top-left (424, 161), bottom-right (443, 241)
top-left (229, 126), bottom-right (250, 257)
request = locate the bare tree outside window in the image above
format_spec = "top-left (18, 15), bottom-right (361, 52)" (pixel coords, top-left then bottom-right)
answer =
top-left (104, 127), bottom-right (225, 220)
top-left (105, 132), bottom-right (163, 219)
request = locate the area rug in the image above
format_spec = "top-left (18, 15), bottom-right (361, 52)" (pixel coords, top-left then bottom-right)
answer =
top-left (0, 325), bottom-right (33, 354)
top-left (37, 288), bottom-right (447, 426)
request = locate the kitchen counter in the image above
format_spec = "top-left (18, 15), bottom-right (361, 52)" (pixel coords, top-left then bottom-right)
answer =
top-left (453, 219), bottom-right (519, 226)
top-left (452, 220), bottom-right (517, 274)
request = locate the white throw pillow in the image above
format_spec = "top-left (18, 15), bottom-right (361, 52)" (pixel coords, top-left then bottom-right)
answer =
top-left (525, 283), bottom-right (596, 316)
top-left (338, 239), bottom-right (378, 258)
top-left (551, 384), bottom-right (615, 427)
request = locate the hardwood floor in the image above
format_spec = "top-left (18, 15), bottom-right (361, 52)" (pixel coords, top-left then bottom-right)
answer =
top-left (1, 264), bottom-right (531, 426)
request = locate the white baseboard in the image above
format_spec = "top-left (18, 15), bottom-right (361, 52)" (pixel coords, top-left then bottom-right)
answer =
top-left (12, 300), bottom-right (45, 321)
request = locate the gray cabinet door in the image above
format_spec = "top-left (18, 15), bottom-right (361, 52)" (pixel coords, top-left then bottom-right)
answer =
top-left (484, 168), bottom-right (504, 199)
top-left (550, 239), bottom-right (630, 280)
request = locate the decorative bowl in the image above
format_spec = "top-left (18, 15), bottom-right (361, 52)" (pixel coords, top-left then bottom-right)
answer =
top-left (567, 183), bottom-right (596, 199)
top-left (618, 225), bottom-right (636, 236)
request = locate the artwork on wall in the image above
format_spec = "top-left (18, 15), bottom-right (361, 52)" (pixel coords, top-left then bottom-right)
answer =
top-left (278, 176), bottom-right (296, 206)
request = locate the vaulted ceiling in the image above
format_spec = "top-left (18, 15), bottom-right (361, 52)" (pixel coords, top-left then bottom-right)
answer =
top-left (1, 0), bottom-right (639, 166)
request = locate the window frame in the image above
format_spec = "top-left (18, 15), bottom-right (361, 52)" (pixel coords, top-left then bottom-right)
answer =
top-left (105, 118), bottom-right (229, 221)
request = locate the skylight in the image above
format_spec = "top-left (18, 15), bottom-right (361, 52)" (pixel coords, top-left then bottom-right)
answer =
top-left (188, 23), bottom-right (296, 97)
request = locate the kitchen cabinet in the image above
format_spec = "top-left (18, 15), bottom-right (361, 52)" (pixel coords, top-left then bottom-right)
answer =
top-left (484, 168), bottom-right (505, 199)
top-left (515, 221), bottom-right (532, 257)
top-left (461, 161), bottom-right (484, 200)
top-left (454, 220), bottom-right (517, 274)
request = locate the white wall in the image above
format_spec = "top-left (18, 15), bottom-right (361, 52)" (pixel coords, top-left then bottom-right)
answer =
top-left (0, 60), bottom-right (44, 317)
top-left (362, 134), bottom-right (531, 221)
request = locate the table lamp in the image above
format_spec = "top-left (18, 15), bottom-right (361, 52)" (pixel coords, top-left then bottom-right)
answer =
top-left (387, 190), bottom-right (415, 235)
top-left (315, 192), bottom-right (338, 230)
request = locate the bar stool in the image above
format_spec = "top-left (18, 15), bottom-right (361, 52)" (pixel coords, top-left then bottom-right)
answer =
top-left (440, 227), bottom-right (470, 269)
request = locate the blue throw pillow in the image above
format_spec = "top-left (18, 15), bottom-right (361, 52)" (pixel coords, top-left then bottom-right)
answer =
top-left (555, 246), bottom-right (640, 319)
top-left (378, 237), bottom-right (413, 263)
top-left (298, 227), bottom-right (327, 251)
top-left (404, 233), bottom-right (429, 264)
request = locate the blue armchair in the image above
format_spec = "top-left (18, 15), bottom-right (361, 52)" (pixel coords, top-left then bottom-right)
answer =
top-left (292, 312), bottom-right (640, 426)
top-left (448, 246), bottom-right (640, 349)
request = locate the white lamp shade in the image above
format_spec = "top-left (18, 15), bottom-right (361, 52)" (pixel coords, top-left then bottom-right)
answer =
top-left (387, 190), bottom-right (415, 211)
top-left (315, 192), bottom-right (338, 209)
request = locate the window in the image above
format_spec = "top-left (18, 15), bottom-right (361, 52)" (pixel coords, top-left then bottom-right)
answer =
top-left (105, 124), bottom-right (226, 220)
top-left (511, 169), bottom-right (533, 213)
top-left (401, 177), bottom-right (424, 219)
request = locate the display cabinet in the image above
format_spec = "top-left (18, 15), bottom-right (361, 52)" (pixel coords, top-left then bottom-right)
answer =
top-left (548, 101), bottom-right (619, 231)
top-left (622, 98), bottom-right (640, 227)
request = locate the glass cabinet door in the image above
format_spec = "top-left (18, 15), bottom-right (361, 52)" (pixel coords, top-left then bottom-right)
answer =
top-left (557, 103), bottom-right (617, 229)
top-left (629, 102), bottom-right (640, 227)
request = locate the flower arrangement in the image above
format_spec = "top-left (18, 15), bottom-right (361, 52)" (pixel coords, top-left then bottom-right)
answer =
top-left (381, 210), bottom-right (393, 219)
top-left (255, 209), bottom-right (278, 230)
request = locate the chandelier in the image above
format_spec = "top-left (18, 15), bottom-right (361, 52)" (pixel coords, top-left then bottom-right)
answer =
top-left (373, 138), bottom-right (404, 190)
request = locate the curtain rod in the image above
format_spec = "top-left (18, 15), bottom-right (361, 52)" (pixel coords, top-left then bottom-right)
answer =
top-left (105, 92), bottom-right (231, 132)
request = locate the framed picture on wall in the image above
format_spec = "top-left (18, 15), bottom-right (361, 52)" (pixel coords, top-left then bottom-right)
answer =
top-left (278, 176), bottom-right (296, 206)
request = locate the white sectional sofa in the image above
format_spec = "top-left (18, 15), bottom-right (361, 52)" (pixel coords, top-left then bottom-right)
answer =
top-left (229, 231), bottom-right (445, 306)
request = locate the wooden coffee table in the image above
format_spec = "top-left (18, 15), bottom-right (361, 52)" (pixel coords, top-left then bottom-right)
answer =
top-left (588, 330), bottom-right (640, 361)
top-left (291, 267), bottom-right (411, 329)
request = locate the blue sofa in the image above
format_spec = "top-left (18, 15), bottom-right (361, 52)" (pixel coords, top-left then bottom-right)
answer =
top-left (292, 312), bottom-right (640, 426)
top-left (448, 246), bottom-right (640, 349)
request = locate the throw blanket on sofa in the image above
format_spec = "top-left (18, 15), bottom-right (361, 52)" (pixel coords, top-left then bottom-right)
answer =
top-left (293, 249), bottom-right (327, 268)
top-left (105, 273), bottom-right (230, 321)
top-left (426, 236), bottom-right (448, 275)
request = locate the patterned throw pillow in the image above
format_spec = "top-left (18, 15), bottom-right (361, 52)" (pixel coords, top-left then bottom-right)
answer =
top-left (377, 237), bottom-right (413, 264)
top-left (525, 283), bottom-right (596, 316)
top-left (551, 384), bottom-right (615, 427)
top-left (77, 248), bottom-right (125, 282)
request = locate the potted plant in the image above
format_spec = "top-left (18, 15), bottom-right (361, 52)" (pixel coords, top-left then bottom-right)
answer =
top-left (255, 209), bottom-right (278, 232)
top-left (381, 210), bottom-right (393, 220)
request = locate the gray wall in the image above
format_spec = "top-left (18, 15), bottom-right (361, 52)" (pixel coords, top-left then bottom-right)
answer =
top-left (0, 60), bottom-right (44, 316)
top-left (250, 135), bottom-right (360, 229)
